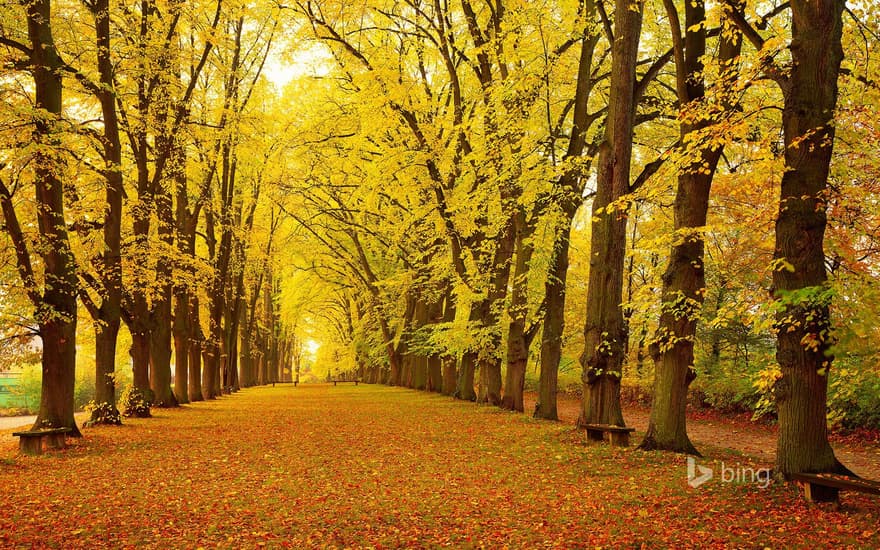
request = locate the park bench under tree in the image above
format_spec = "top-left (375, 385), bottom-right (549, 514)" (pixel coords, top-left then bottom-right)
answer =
top-left (790, 472), bottom-right (880, 503)
top-left (332, 379), bottom-right (359, 386)
top-left (12, 427), bottom-right (72, 456)
top-left (582, 423), bottom-right (636, 447)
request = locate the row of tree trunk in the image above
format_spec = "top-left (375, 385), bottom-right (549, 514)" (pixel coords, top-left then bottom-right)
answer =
top-left (0, 1), bottom-right (291, 433)
top-left (327, 0), bottom-right (851, 478)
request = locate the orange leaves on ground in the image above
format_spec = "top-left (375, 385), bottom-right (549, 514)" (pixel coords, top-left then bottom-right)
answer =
top-left (1, 384), bottom-right (879, 548)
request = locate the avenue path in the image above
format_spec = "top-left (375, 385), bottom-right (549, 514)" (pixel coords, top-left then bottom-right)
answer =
top-left (4, 391), bottom-right (877, 477)
top-left (1, 385), bottom-right (878, 548)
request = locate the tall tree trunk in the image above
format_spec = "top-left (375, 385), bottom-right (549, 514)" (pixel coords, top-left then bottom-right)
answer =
top-left (130, 326), bottom-right (152, 402)
top-left (456, 349), bottom-right (478, 401)
top-left (476, 215), bottom-right (516, 406)
top-left (534, 7), bottom-right (601, 421)
top-left (411, 297), bottom-right (429, 390)
top-left (202, 339), bottom-right (219, 399)
top-left (25, 0), bottom-right (80, 435)
top-left (639, 0), bottom-right (741, 454)
top-left (87, 0), bottom-right (123, 423)
top-left (126, 0), bottom-right (157, 406)
top-left (173, 287), bottom-right (190, 405)
top-left (426, 293), bottom-right (445, 393)
top-left (772, 0), bottom-right (847, 476)
top-left (188, 295), bottom-right (204, 402)
top-left (172, 138), bottom-right (191, 404)
top-left (502, 210), bottom-right (537, 412)
top-left (535, 220), bottom-right (573, 421)
top-left (579, 0), bottom-right (643, 429)
top-left (150, 181), bottom-right (177, 407)
top-left (441, 293), bottom-right (458, 396)
top-left (239, 300), bottom-right (253, 387)
top-left (455, 294), bottom-right (486, 401)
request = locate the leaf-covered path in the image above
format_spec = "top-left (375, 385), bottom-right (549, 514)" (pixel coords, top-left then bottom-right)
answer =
top-left (2, 385), bottom-right (878, 548)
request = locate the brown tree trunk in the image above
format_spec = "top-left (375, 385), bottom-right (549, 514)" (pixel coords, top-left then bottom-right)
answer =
top-left (172, 140), bottom-right (192, 404)
top-left (202, 341), bottom-right (219, 399)
top-left (173, 296), bottom-right (189, 405)
top-left (92, 322), bottom-right (120, 423)
top-left (85, 0), bottom-right (123, 424)
top-left (441, 356), bottom-right (457, 396)
top-left (535, 223), bottom-right (572, 421)
top-left (426, 292), bottom-right (445, 393)
top-left (477, 213), bottom-right (516, 406)
top-left (502, 210), bottom-right (537, 412)
top-left (579, 0), bottom-right (643, 429)
top-left (440, 290), bottom-right (458, 396)
top-left (456, 350), bottom-right (478, 401)
top-left (534, 8), bottom-right (601, 421)
top-left (639, 0), bottom-right (740, 455)
top-left (24, 0), bottom-right (80, 435)
top-left (239, 300), bottom-right (254, 387)
top-left (130, 327), bottom-right (152, 403)
top-left (149, 102), bottom-right (177, 407)
top-left (772, 0), bottom-right (846, 476)
top-left (188, 295), bottom-right (204, 402)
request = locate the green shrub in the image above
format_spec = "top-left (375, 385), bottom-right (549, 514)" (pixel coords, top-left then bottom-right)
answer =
top-left (828, 365), bottom-right (880, 430)
top-left (11, 363), bottom-right (42, 414)
top-left (9, 363), bottom-right (105, 415)
top-left (74, 368), bottom-right (96, 411)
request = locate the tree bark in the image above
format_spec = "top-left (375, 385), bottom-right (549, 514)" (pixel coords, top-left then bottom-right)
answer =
top-left (23, 0), bottom-right (80, 435)
top-left (502, 210), bottom-right (537, 412)
top-left (187, 295), bottom-right (204, 402)
top-left (426, 292), bottom-right (445, 392)
top-left (535, 221), bottom-right (572, 421)
top-left (440, 292), bottom-right (458, 395)
top-left (149, 179), bottom-right (177, 407)
top-left (84, 0), bottom-right (124, 423)
top-left (579, 0), bottom-right (643, 429)
top-left (172, 136), bottom-right (192, 405)
top-left (476, 214), bottom-right (516, 406)
top-left (534, 5), bottom-right (601, 421)
top-left (456, 349), bottom-right (478, 401)
top-left (772, 0), bottom-right (847, 476)
top-left (639, 0), bottom-right (740, 454)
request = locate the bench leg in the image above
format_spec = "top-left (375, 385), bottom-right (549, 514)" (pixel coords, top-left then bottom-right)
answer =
top-left (586, 429), bottom-right (604, 442)
top-left (19, 437), bottom-right (43, 456)
top-left (45, 433), bottom-right (67, 450)
top-left (803, 482), bottom-right (839, 503)
top-left (608, 432), bottom-right (630, 447)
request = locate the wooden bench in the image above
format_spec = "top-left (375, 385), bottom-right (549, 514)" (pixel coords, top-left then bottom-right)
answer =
top-left (332, 379), bottom-right (359, 386)
top-left (790, 472), bottom-right (880, 503)
top-left (582, 423), bottom-right (636, 447)
top-left (11, 427), bottom-right (72, 456)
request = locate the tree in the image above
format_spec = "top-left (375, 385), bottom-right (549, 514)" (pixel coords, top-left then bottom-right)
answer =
top-left (724, 0), bottom-right (850, 476)
top-left (578, 0), bottom-right (644, 429)
top-left (638, 0), bottom-right (742, 454)
top-left (0, 0), bottom-right (80, 435)
top-left (533, 0), bottom-right (606, 420)
top-left (78, 0), bottom-right (126, 425)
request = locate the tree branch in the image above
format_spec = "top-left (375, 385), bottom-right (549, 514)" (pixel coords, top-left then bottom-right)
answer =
top-left (0, 173), bottom-right (40, 308)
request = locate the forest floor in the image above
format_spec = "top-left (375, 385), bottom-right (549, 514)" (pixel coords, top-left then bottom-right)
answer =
top-left (524, 392), bottom-right (880, 480)
top-left (1, 384), bottom-right (878, 548)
